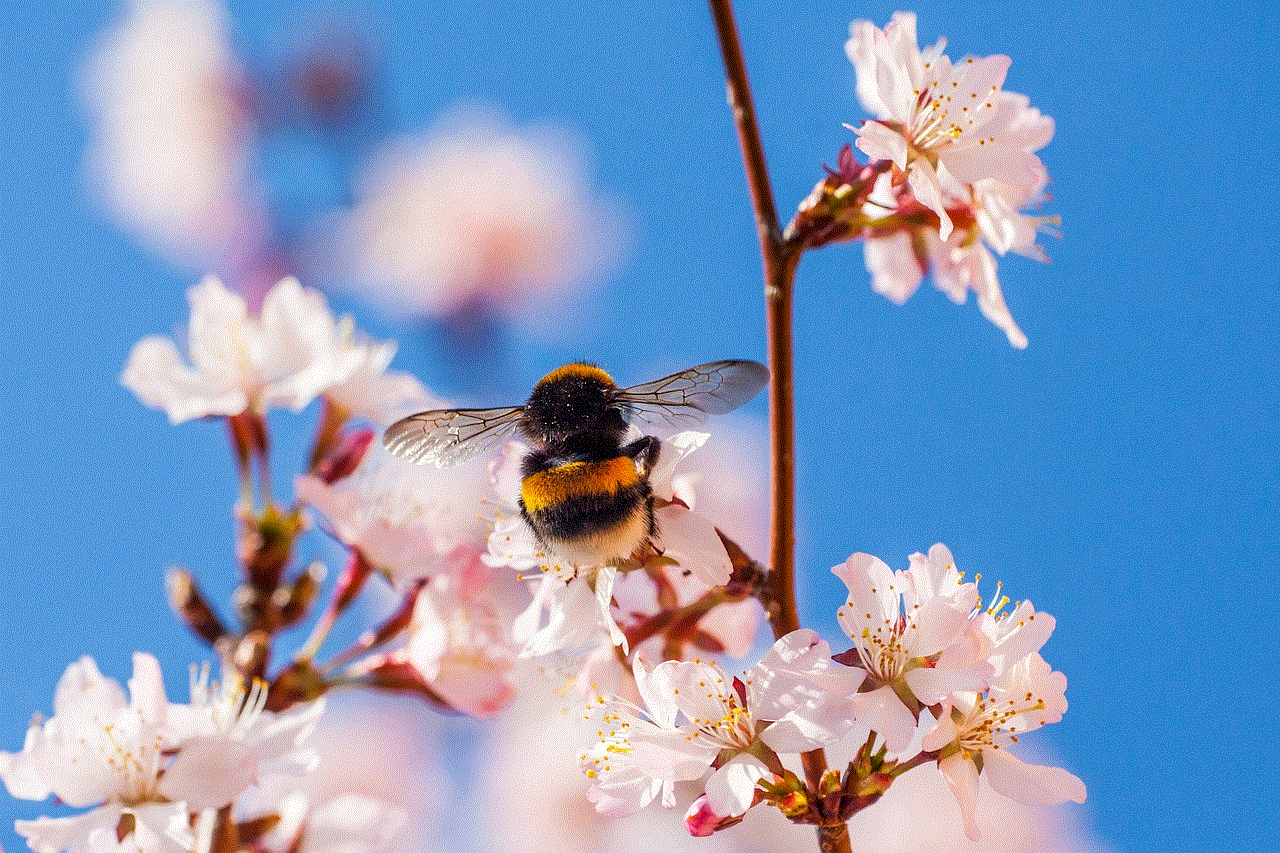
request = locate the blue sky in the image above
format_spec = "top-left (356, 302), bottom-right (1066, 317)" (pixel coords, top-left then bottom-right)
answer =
top-left (2, 3), bottom-right (1278, 853)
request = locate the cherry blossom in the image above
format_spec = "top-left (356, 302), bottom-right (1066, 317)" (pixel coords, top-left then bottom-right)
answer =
top-left (845, 12), bottom-right (1052, 241)
top-left (832, 544), bottom-right (989, 751)
top-left (80, 0), bottom-right (262, 270)
top-left (579, 630), bottom-right (861, 821)
top-left (362, 566), bottom-right (518, 718)
top-left (333, 106), bottom-right (620, 323)
top-left (922, 652), bottom-right (1086, 841)
top-left (1, 654), bottom-right (322, 853)
top-left (121, 276), bottom-right (376, 423)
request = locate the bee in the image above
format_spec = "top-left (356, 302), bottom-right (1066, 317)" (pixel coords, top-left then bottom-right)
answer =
top-left (383, 360), bottom-right (769, 566)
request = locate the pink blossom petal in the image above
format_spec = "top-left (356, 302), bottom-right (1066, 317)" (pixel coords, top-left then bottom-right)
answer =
top-left (937, 753), bottom-right (983, 841)
top-left (851, 685), bottom-right (917, 752)
top-left (159, 735), bottom-right (256, 809)
top-left (653, 504), bottom-right (730, 587)
top-left (703, 754), bottom-right (769, 818)
top-left (863, 232), bottom-right (924, 304)
top-left (983, 747), bottom-right (1087, 806)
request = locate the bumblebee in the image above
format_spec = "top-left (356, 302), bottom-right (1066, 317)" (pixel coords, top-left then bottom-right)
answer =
top-left (383, 360), bottom-right (769, 566)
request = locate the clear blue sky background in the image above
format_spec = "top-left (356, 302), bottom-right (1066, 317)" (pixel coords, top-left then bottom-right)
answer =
top-left (2, 3), bottom-right (1278, 853)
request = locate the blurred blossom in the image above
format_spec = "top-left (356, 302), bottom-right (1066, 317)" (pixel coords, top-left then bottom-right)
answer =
top-left (297, 443), bottom-right (492, 588)
top-left (122, 275), bottom-right (403, 423)
top-left (357, 566), bottom-right (520, 718)
top-left (330, 106), bottom-right (623, 325)
top-left (234, 695), bottom-right (440, 853)
top-left (80, 0), bottom-right (264, 271)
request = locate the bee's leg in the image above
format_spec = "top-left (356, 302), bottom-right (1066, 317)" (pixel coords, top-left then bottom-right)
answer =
top-left (623, 435), bottom-right (661, 478)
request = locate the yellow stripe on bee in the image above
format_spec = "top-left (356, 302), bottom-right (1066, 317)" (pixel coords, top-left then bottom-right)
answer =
top-left (537, 362), bottom-right (615, 388)
top-left (521, 456), bottom-right (640, 514)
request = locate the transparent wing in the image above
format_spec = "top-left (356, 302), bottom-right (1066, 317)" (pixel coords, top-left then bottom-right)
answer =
top-left (615, 360), bottom-right (769, 430)
top-left (383, 405), bottom-right (525, 466)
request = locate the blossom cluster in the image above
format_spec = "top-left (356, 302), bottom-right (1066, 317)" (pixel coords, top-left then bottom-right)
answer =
top-left (1, 6), bottom-right (1092, 853)
top-left (579, 544), bottom-right (1084, 840)
top-left (0, 655), bottom-right (322, 853)
top-left (790, 12), bottom-right (1055, 348)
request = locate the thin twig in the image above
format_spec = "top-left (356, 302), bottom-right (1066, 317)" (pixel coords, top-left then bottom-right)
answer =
top-left (708, 4), bottom-right (840, 850)
top-left (708, 0), bottom-right (801, 641)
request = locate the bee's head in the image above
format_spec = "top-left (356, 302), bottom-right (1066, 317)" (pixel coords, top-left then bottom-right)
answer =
top-left (521, 362), bottom-right (627, 450)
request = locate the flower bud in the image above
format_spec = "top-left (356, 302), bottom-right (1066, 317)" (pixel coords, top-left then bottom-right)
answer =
top-left (276, 562), bottom-right (325, 627)
top-left (313, 427), bottom-right (375, 484)
top-left (265, 659), bottom-right (327, 712)
top-left (684, 794), bottom-right (746, 837)
top-left (165, 567), bottom-right (227, 645)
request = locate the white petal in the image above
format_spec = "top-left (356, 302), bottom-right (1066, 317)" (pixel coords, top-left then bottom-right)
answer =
top-left (937, 752), bottom-right (982, 841)
top-left (158, 735), bottom-right (255, 809)
top-left (652, 505), bottom-right (730, 587)
top-left (127, 652), bottom-right (169, 726)
top-left (703, 754), bottom-right (769, 818)
top-left (864, 232), bottom-right (924, 305)
top-left (983, 746), bottom-right (1087, 805)
top-left (850, 685), bottom-right (917, 752)
top-left (15, 805), bottom-right (123, 853)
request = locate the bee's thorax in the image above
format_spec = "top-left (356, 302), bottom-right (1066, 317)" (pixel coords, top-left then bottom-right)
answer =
top-left (520, 363), bottom-right (626, 450)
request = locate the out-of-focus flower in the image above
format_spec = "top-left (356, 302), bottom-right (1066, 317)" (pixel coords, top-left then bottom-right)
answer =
top-left (922, 652), bottom-right (1086, 841)
top-left (80, 0), bottom-right (263, 270)
top-left (297, 443), bottom-right (492, 587)
top-left (832, 544), bottom-right (988, 752)
top-left (233, 694), bottom-right (443, 853)
top-left (580, 630), bottom-right (860, 821)
top-left (332, 106), bottom-right (621, 324)
top-left (122, 276), bottom-right (389, 423)
top-left (355, 565), bottom-right (518, 718)
top-left (1, 654), bottom-right (322, 853)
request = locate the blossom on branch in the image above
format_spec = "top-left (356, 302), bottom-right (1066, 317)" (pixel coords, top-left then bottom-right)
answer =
top-left (846, 12), bottom-right (1051, 242)
top-left (1, 654), bottom-right (322, 853)
top-left (831, 544), bottom-right (988, 751)
top-left (922, 652), bottom-right (1086, 841)
top-left (122, 276), bottom-right (416, 423)
top-left (793, 12), bottom-right (1057, 348)
top-left (579, 630), bottom-right (860, 822)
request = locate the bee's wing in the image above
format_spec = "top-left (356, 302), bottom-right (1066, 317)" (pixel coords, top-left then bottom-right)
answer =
top-left (383, 405), bottom-right (525, 466)
top-left (615, 360), bottom-right (770, 429)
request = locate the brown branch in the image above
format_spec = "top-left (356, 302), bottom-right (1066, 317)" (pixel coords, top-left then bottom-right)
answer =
top-left (708, 0), bottom-right (801, 642)
top-left (708, 5), bottom-right (836, 844)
